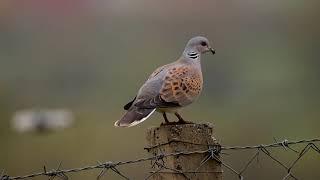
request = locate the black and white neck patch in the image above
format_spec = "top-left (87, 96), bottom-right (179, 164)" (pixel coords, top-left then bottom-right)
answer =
top-left (187, 52), bottom-right (199, 59)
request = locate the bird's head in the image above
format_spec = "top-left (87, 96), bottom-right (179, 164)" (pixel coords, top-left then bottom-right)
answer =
top-left (184, 36), bottom-right (215, 56)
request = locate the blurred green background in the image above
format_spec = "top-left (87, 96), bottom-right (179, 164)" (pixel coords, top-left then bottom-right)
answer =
top-left (0, 0), bottom-right (319, 179)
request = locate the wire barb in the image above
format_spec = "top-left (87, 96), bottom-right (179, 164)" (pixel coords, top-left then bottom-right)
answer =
top-left (0, 169), bottom-right (9, 180)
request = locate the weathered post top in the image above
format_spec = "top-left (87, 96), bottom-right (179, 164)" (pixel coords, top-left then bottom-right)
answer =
top-left (145, 123), bottom-right (222, 180)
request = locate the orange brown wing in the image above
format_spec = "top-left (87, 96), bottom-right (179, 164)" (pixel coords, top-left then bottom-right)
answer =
top-left (160, 66), bottom-right (203, 106)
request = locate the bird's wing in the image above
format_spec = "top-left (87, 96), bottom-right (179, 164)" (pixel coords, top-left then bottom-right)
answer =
top-left (123, 96), bottom-right (136, 110)
top-left (123, 63), bottom-right (172, 110)
top-left (158, 65), bottom-right (201, 106)
top-left (147, 63), bottom-right (170, 80)
top-left (134, 94), bottom-right (180, 109)
top-left (134, 64), bottom-right (201, 109)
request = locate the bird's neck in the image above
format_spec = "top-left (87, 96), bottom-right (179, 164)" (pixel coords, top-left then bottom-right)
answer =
top-left (180, 50), bottom-right (202, 69)
top-left (182, 49), bottom-right (201, 60)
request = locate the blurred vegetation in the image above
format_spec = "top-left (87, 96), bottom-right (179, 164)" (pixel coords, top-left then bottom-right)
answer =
top-left (0, 0), bottom-right (319, 179)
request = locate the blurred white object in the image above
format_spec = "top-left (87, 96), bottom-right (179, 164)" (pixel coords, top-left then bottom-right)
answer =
top-left (12, 109), bottom-right (74, 133)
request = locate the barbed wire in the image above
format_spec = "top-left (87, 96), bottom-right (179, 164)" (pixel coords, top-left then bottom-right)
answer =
top-left (1, 138), bottom-right (319, 180)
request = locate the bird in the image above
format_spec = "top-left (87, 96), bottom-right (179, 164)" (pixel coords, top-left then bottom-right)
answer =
top-left (114, 36), bottom-right (215, 127)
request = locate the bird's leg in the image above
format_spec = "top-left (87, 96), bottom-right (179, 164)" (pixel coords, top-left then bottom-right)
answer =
top-left (161, 112), bottom-right (179, 125)
top-left (174, 112), bottom-right (186, 123)
top-left (175, 112), bottom-right (193, 124)
top-left (162, 112), bottom-right (170, 123)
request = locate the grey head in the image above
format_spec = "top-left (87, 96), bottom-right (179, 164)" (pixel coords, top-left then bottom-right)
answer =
top-left (182, 36), bottom-right (215, 60)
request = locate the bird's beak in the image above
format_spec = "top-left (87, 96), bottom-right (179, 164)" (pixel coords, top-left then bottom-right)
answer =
top-left (209, 47), bottom-right (216, 55)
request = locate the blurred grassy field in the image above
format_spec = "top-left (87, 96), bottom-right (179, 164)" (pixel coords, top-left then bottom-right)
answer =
top-left (0, 0), bottom-right (319, 179)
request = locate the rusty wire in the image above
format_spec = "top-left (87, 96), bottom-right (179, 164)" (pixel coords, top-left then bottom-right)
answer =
top-left (0, 138), bottom-right (319, 180)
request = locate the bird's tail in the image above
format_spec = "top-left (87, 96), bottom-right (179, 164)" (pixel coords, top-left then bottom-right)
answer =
top-left (114, 107), bottom-right (156, 127)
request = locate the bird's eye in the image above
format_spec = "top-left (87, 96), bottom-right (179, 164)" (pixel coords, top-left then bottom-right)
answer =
top-left (201, 41), bottom-right (207, 46)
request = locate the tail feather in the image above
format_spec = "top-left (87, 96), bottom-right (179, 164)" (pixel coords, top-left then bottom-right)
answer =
top-left (114, 108), bottom-right (156, 127)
